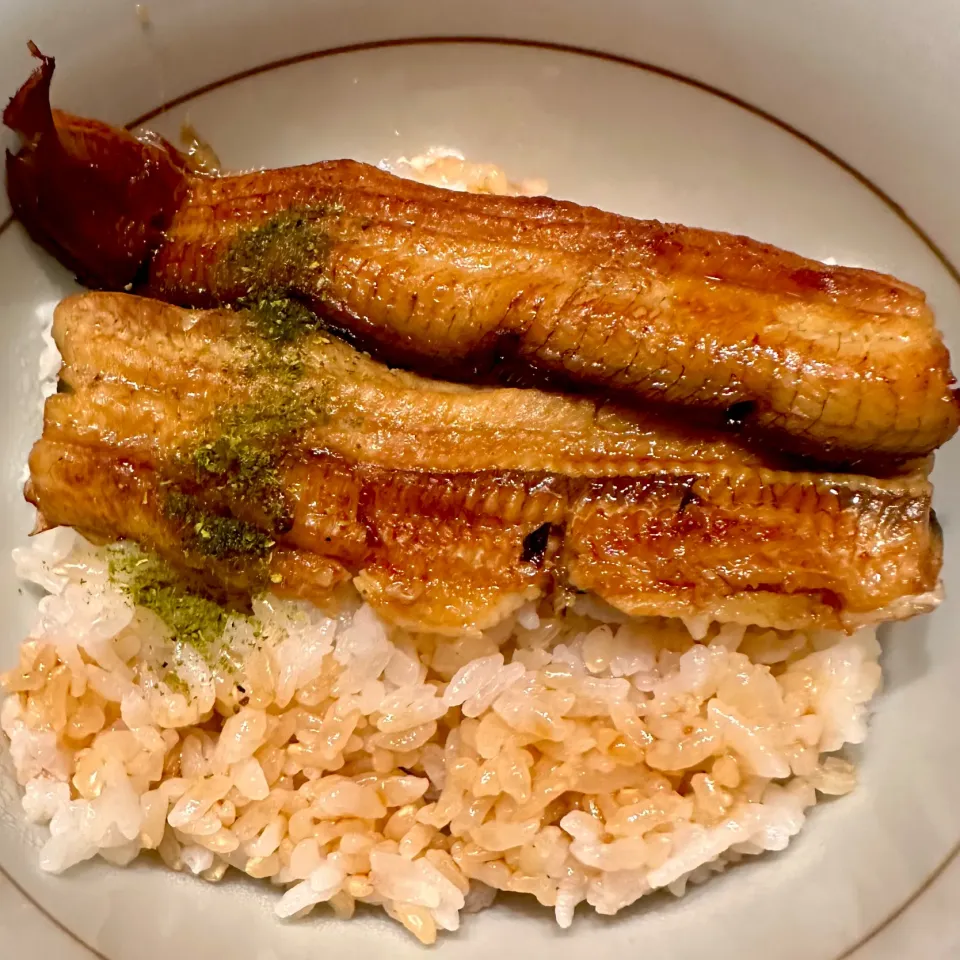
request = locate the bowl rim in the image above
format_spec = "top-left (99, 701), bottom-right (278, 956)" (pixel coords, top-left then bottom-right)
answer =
top-left (1, 33), bottom-right (957, 960)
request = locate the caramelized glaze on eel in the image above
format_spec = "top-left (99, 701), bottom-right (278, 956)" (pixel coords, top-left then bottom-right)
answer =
top-left (6, 48), bottom-right (958, 466)
top-left (26, 292), bottom-right (942, 634)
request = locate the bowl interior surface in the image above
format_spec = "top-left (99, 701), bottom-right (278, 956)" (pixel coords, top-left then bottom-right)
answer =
top-left (0, 39), bottom-right (958, 960)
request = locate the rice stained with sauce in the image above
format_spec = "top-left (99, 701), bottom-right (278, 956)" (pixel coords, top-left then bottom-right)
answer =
top-left (1, 530), bottom-right (878, 943)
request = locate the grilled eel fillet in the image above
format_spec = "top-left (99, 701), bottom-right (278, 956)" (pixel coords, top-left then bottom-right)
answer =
top-left (26, 291), bottom-right (942, 635)
top-left (5, 48), bottom-right (958, 466)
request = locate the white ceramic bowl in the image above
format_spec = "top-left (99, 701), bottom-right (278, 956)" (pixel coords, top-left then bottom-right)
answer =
top-left (1, 4), bottom-right (958, 958)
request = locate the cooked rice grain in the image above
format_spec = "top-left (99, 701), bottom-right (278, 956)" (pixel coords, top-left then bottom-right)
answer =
top-left (385, 147), bottom-right (548, 197)
top-left (0, 530), bottom-right (879, 942)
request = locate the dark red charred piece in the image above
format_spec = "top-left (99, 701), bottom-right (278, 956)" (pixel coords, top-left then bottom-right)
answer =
top-left (3, 43), bottom-right (187, 289)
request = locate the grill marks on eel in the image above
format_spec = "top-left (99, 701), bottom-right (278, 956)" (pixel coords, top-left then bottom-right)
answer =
top-left (26, 292), bottom-right (942, 634)
top-left (4, 49), bottom-right (958, 466)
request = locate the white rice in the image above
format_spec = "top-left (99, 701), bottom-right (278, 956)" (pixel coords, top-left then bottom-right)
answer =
top-left (385, 147), bottom-right (548, 197)
top-left (0, 529), bottom-right (881, 943)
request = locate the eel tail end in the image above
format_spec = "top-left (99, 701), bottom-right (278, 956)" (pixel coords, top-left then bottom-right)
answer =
top-left (4, 42), bottom-right (188, 289)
